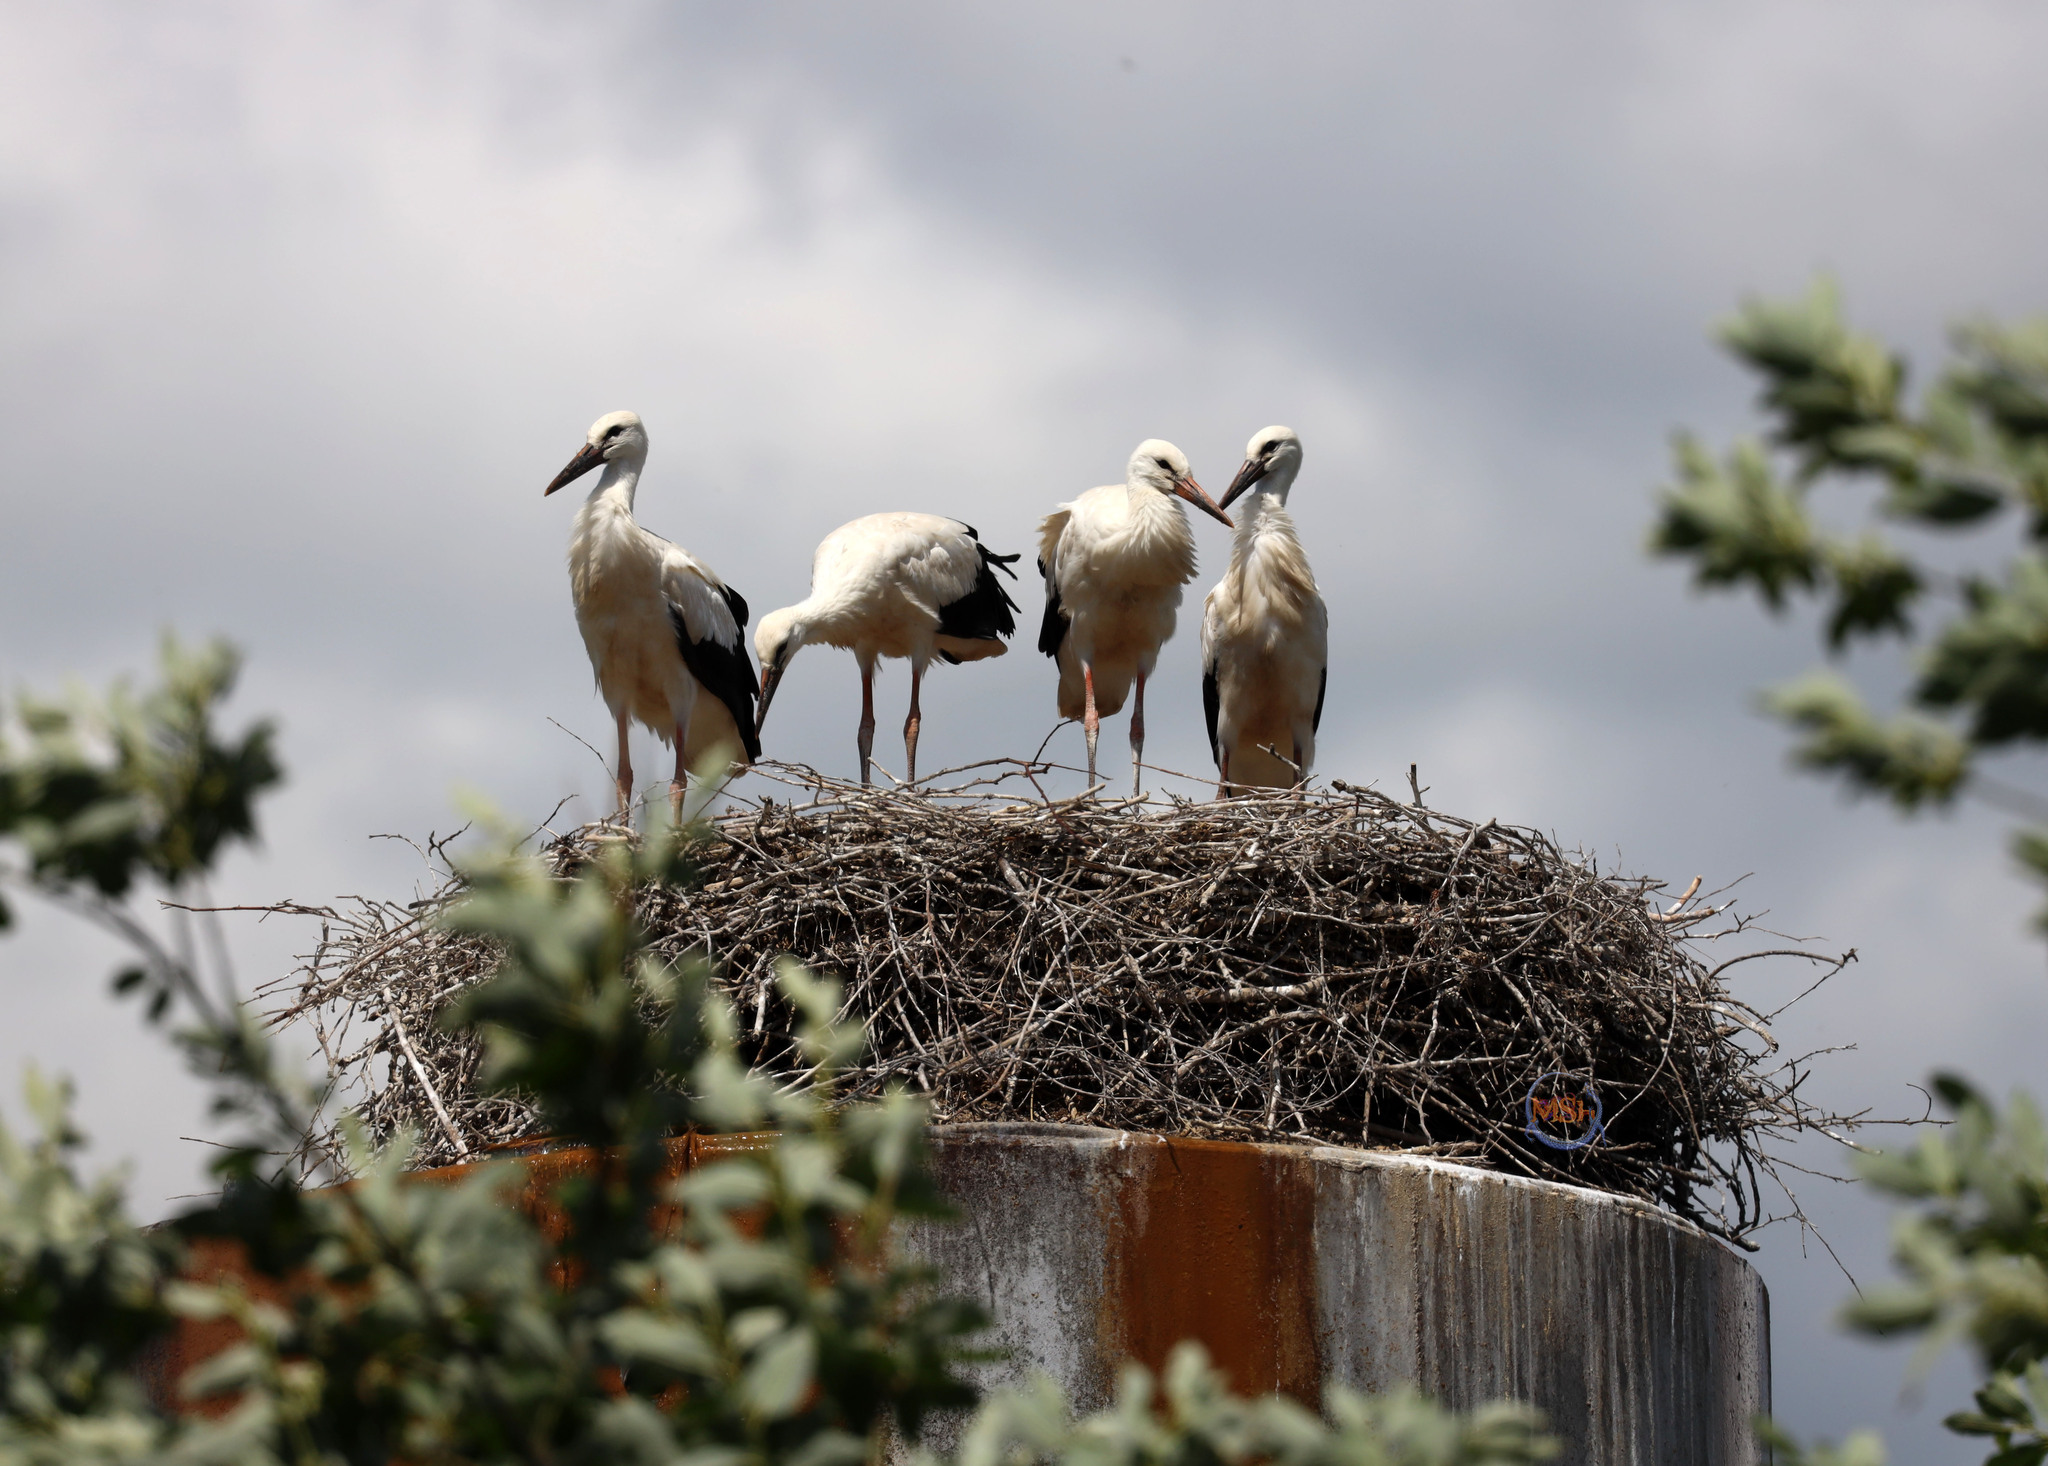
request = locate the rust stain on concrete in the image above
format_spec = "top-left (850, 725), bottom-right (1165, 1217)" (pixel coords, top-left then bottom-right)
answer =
top-left (1099, 1137), bottom-right (1324, 1402)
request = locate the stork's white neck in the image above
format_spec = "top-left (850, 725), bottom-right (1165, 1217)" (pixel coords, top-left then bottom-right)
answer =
top-left (1255, 457), bottom-right (1301, 508)
top-left (1231, 462), bottom-right (1307, 560)
top-left (587, 454), bottom-right (643, 513)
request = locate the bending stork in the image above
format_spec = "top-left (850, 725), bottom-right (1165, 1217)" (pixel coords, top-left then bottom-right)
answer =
top-left (754, 512), bottom-right (1021, 785)
top-left (544, 410), bottom-right (761, 819)
top-left (1201, 426), bottom-right (1328, 792)
top-left (1037, 439), bottom-right (1234, 794)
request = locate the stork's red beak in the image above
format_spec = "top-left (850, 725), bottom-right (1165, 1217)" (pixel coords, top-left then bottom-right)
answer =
top-left (1174, 474), bottom-right (1234, 529)
top-left (1219, 455), bottom-right (1271, 512)
top-left (545, 441), bottom-right (606, 496)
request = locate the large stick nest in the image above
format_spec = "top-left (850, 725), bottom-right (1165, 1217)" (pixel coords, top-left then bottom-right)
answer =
top-left (260, 760), bottom-right (1858, 1244)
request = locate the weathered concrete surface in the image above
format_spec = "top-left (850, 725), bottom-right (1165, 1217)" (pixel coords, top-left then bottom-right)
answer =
top-left (907, 1123), bottom-right (1768, 1466)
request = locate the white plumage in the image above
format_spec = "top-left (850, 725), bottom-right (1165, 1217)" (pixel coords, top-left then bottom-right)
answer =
top-left (754, 512), bottom-right (1021, 785)
top-left (1036, 439), bottom-right (1235, 794)
top-left (545, 410), bottom-right (759, 818)
top-left (1201, 426), bottom-right (1329, 792)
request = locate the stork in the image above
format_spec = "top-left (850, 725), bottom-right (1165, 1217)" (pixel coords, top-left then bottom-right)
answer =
top-left (754, 512), bottom-right (1022, 785)
top-left (1201, 426), bottom-right (1328, 793)
top-left (1037, 439), bottom-right (1234, 794)
top-left (544, 410), bottom-right (761, 819)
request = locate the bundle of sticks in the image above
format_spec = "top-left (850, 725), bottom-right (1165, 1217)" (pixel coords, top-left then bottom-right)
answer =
top-left (260, 759), bottom-right (1859, 1243)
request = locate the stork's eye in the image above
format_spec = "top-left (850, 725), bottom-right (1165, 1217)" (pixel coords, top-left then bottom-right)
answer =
top-left (1155, 457), bottom-right (1171, 470)
top-left (605, 424), bottom-right (623, 439)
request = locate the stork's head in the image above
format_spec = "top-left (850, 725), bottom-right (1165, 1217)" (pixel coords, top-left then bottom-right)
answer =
top-left (752, 606), bottom-right (808, 734)
top-left (544, 410), bottom-right (648, 496)
top-left (1127, 438), bottom-right (1233, 528)
top-left (1220, 426), bottom-right (1303, 511)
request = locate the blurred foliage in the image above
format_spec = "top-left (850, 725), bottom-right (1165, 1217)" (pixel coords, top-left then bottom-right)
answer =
top-left (956, 1343), bottom-right (1551, 1466)
top-left (1660, 287), bottom-right (2048, 1462)
top-left (1840, 1078), bottom-right (2048, 1466)
top-left (1650, 280), bottom-right (2048, 899)
top-left (0, 636), bottom-right (278, 921)
top-left (0, 647), bottom-right (1554, 1466)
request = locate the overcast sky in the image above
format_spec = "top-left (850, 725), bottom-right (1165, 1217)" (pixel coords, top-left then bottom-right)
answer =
top-left (7, 3), bottom-right (2048, 1456)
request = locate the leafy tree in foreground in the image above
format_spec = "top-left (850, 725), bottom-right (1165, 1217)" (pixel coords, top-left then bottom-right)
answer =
top-left (1654, 285), bottom-right (2048, 1463)
top-left (1650, 278), bottom-right (2048, 908)
top-left (0, 642), bottom-right (1553, 1466)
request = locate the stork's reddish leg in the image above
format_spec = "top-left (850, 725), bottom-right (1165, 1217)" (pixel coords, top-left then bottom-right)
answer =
top-left (614, 708), bottom-right (634, 820)
top-left (1129, 669), bottom-right (1147, 797)
top-left (670, 723), bottom-right (688, 822)
top-left (1082, 661), bottom-right (1100, 785)
top-left (903, 662), bottom-right (924, 785)
top-left (857, 661), bottom-right (877, 785)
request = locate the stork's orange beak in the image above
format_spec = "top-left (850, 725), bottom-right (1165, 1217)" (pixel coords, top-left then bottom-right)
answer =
top-left (1174, 474), bottom-right (1234, 529)
top-left (545, 440), bottom-right (606, 496)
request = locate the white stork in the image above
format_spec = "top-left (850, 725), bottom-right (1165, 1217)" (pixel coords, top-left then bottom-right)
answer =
top-left (544, 410), bottom-right (761, 818)
top-left (754, 512), bottom-right (1022, 785)
top-left (1037, 439), bottom-right (1234, 794)
top-left (1201, 426), bottom-right (1328, 793)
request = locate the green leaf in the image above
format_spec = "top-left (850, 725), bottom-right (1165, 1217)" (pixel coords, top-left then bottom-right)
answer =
top-left (739, 1328), bottom-right (816, 1420)
top-left (1882, 470), bottom-right (2007, 525)
top-left (598, 1310), bottom-right (719, 1374)
top-left (1987, 1444), bottom-right (2048, 1466)
top-left (1917, 556), bottom-right (2048, 745)
top-left (1823, 536), bottom-right (1923, 650)
top-left (1953, 317), bottom-right (2048, 442)
top-left (1720, 277), bottom-right (1908, 472)
top-left (1762, 673), bottom-right (1969, 808)
top-left (1943, 1409), bottom-right (2004, 1436)
top-left (1650, 435), bottom-right (1820, 610)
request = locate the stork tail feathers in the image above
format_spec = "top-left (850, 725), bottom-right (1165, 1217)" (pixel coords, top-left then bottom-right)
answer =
top-left (934, 537), bottom-right (1024, 646)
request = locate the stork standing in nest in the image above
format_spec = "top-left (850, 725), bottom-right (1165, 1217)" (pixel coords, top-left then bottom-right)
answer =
top-left (544, 411), bottom-right (761, 819)
top-left (1037, 439), bottom-right (1234, 794)
top-left (1201, 426), bottom-right (1328, 793)
top-left (754, 513), bottom-right (1021, 785)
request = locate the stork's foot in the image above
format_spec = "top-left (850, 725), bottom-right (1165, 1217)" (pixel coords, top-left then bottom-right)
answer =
top-left (669, 779), bottom-right (686, 824)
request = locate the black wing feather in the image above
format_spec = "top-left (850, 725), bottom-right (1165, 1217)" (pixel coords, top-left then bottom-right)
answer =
top-left (934, 532), bottom-right (1022, 659)
top-left (719, 583), bottom-right (750, 631)
top-left (1036, 555), bottom-right (1068, 659)
top-left (668, 602), bottom-right (763, 762)
top-left (1313, 666), bottom-right (1327, 734)
top-left (1202, 662), bottom-right (1221, 768)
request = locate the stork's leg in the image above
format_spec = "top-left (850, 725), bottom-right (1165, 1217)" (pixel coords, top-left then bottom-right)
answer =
top-left (1217, 749), bottom-right (1230, 802)
top-left (1081, 661), bottom-right (1099, 784)
top-left (1130, 669), bottom-right (1147, 797)
top-left (903, 662), bottom-right (924, 785)
top-left (670, 725), bottom-right (688, 823)
top-left (614, 709), bottom-right (634, 820)
top-left (857, 662), bottom-right (877, 786)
